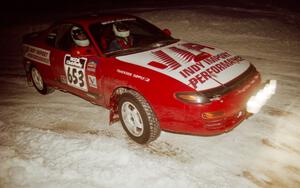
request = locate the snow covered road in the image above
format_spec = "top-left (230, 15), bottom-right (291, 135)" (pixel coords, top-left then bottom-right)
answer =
top-left (1, 6), bottom-right (300, 188)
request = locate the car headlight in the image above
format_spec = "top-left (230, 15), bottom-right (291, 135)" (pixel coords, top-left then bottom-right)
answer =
top-left (175, 92), bottom-right (211, 104)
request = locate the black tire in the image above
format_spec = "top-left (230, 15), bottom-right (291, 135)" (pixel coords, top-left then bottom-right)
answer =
top-left (118, 90), bottom-right (161, 144)
top-left (30, 66), bottom-right (54, 95)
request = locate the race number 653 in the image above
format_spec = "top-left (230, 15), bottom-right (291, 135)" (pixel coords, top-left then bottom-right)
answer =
top-left (64, 55), bottom-right (87, 91)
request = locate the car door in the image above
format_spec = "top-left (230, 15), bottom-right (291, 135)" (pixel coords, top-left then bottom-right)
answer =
top-left (47, 23), bottom-right (73, 89)
top-left (49, 23), bottom-right (101, 100)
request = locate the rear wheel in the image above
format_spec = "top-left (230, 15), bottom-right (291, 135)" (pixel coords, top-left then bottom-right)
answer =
top-left (30, 66), bottom-right (54, 95)
top-left (118, 90), bottom-right (161, 144)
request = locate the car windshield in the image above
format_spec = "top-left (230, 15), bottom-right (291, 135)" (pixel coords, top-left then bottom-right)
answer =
top-left (89, 17), bottom-right (178, 56)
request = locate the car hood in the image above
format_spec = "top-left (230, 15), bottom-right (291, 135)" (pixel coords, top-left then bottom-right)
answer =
top-left (116, 40), bottom-right (250, 91)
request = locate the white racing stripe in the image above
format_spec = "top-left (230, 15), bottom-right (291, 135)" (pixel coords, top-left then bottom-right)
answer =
top-left (117, 41), bottom-right (250, 91)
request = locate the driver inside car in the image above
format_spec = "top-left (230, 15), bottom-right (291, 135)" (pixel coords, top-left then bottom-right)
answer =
top-left (71, 26), bottom-right (90, 47)
top-left (71, 26), bottom-right (96, 55)
top-left (109, 22), bottom-right (133, 52)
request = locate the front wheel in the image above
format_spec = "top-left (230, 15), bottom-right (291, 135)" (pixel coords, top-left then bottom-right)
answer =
top-left (30, 66), bottom-right (54, 95)
top-left (118, 90), bottom-right (161, 144)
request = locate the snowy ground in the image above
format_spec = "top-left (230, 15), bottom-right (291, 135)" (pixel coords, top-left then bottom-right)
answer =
top-left (1, 6), bottom-right (300, 188)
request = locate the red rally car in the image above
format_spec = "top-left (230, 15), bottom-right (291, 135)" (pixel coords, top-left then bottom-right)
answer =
top-left (22, 14), bottom-right (276, 144)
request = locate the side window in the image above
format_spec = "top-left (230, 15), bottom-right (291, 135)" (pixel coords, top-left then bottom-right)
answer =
top-left (90, 24), bottom-right (113, 53)
top-left (54, 24), bottom-right (73, 51)
top-left (47, 24), bottom-right (92, 52)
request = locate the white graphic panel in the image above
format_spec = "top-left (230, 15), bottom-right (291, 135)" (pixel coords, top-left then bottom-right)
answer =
top-left (64, 54), bottom-right (88, 91)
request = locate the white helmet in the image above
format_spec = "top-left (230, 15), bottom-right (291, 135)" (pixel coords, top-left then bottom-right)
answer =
top-left (113, 22), bottom-right (130, 38)
top-left (71, 26), bottom-right (90, 47)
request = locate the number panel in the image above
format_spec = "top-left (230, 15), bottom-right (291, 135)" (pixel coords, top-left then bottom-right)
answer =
top-left (64, 54), bottom-right (88, 91)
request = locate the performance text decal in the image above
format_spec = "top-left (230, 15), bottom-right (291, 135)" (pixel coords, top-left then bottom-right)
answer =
top-left (117, 41), bottom-right (250, 91)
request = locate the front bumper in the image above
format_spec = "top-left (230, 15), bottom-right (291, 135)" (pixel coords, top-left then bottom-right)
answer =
top-left (191, 80), bottom-right (276, 135)
top-left (160, 79), bottom-right (277, 136)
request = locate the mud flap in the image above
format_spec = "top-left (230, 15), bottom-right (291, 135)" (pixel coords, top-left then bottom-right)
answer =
top-left (24, 60), bottom-right (33, 86)
top-left (27, 76), bottom-right (33, 87)
top-left (109, 108), bottom-right (119, 125)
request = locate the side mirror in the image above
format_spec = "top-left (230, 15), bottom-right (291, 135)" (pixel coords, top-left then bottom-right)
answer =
top-left (163, 28), bottom-right (172, 36)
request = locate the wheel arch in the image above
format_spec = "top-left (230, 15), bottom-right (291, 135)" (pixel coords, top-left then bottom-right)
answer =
top-left (108, 86), bottom-right (135, 125)
top-left (29, 63), bottom-right (55, 95)
top-left (111, 87), bottom-right (161, 144)
top-left (108, 86), bottom-right (157, 126)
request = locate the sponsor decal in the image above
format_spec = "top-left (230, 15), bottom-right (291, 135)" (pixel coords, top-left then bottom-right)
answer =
top-left (150, 43), bottom-right (243, 88)
top-left (117, 41), bottom-right (250, 91)
top-left (150, 43), bottom-right (215, 71)
top-left (87, 75), bottom-right (97, 88)
top-left (184, 55), bottom-right (244, 89)
top-left (87, 67), bottom-right (96, 72)
top-left (152, 50), bottom-right (181, 70)
top-left (169, 46), bottom-right (197, 62)
top-left (177, 51), bottom-right (231, 79)
top-left (116, 69), bottom-right (150, 82)
top-left (23, 44), bottom-right (50, 65)
top-left (64, 54), bottom-right (88, 91)
top-left (87, 60), bottom-right (97, 68)
top-left (86, 60), bottom-right (97, 72)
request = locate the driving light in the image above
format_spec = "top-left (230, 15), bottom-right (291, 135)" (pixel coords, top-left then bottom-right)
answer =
top-left (247, 80), bottom-right (277, 114)
top-left (175, 92), bottom-right (210, 104)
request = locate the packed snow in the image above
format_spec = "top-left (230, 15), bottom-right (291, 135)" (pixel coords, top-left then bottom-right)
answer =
top-left (1, 5), bottom-right (300, 188)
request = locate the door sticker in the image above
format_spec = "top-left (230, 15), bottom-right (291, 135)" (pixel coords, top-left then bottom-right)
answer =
top-left (23, 44), bottom-right (51, 65)
top-left (64, 54), bottom-right (87, 91)
top-left (87, 75), bottom-right (97, 88)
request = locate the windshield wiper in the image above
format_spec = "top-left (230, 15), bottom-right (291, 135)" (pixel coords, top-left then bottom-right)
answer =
top-left (149, 39), bottom-right (179, 48)
top-left (105, 39), bottom-right (179, 57)
top-left (106, 46), bottom-right (145, 57)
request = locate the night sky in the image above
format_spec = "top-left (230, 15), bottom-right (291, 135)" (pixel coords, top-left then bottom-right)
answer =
top-left (1, 0), bottom-right (299, 25)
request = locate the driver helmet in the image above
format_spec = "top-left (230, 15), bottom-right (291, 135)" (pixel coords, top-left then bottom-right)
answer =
top-left (112, 22), bottom-right (130, 38)
top-left (71, 26), bottom-right (90, 47)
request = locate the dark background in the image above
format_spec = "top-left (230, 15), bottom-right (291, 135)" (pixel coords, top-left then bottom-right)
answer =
top-left (1, 0), bottom-right (299, 25)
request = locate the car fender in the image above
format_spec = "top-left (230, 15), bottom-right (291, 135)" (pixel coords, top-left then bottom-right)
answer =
top-left (101, 58), bottom-right (192, 125)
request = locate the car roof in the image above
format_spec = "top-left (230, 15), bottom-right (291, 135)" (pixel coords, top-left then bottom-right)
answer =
top-left (62, 13), bottom-right (138, 27)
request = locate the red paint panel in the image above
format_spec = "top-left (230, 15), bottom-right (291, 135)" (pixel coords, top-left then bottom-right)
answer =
top-left (194, 52), bottom-right (212, 62)
top-left (148, 61), bottom-right (168, 69)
